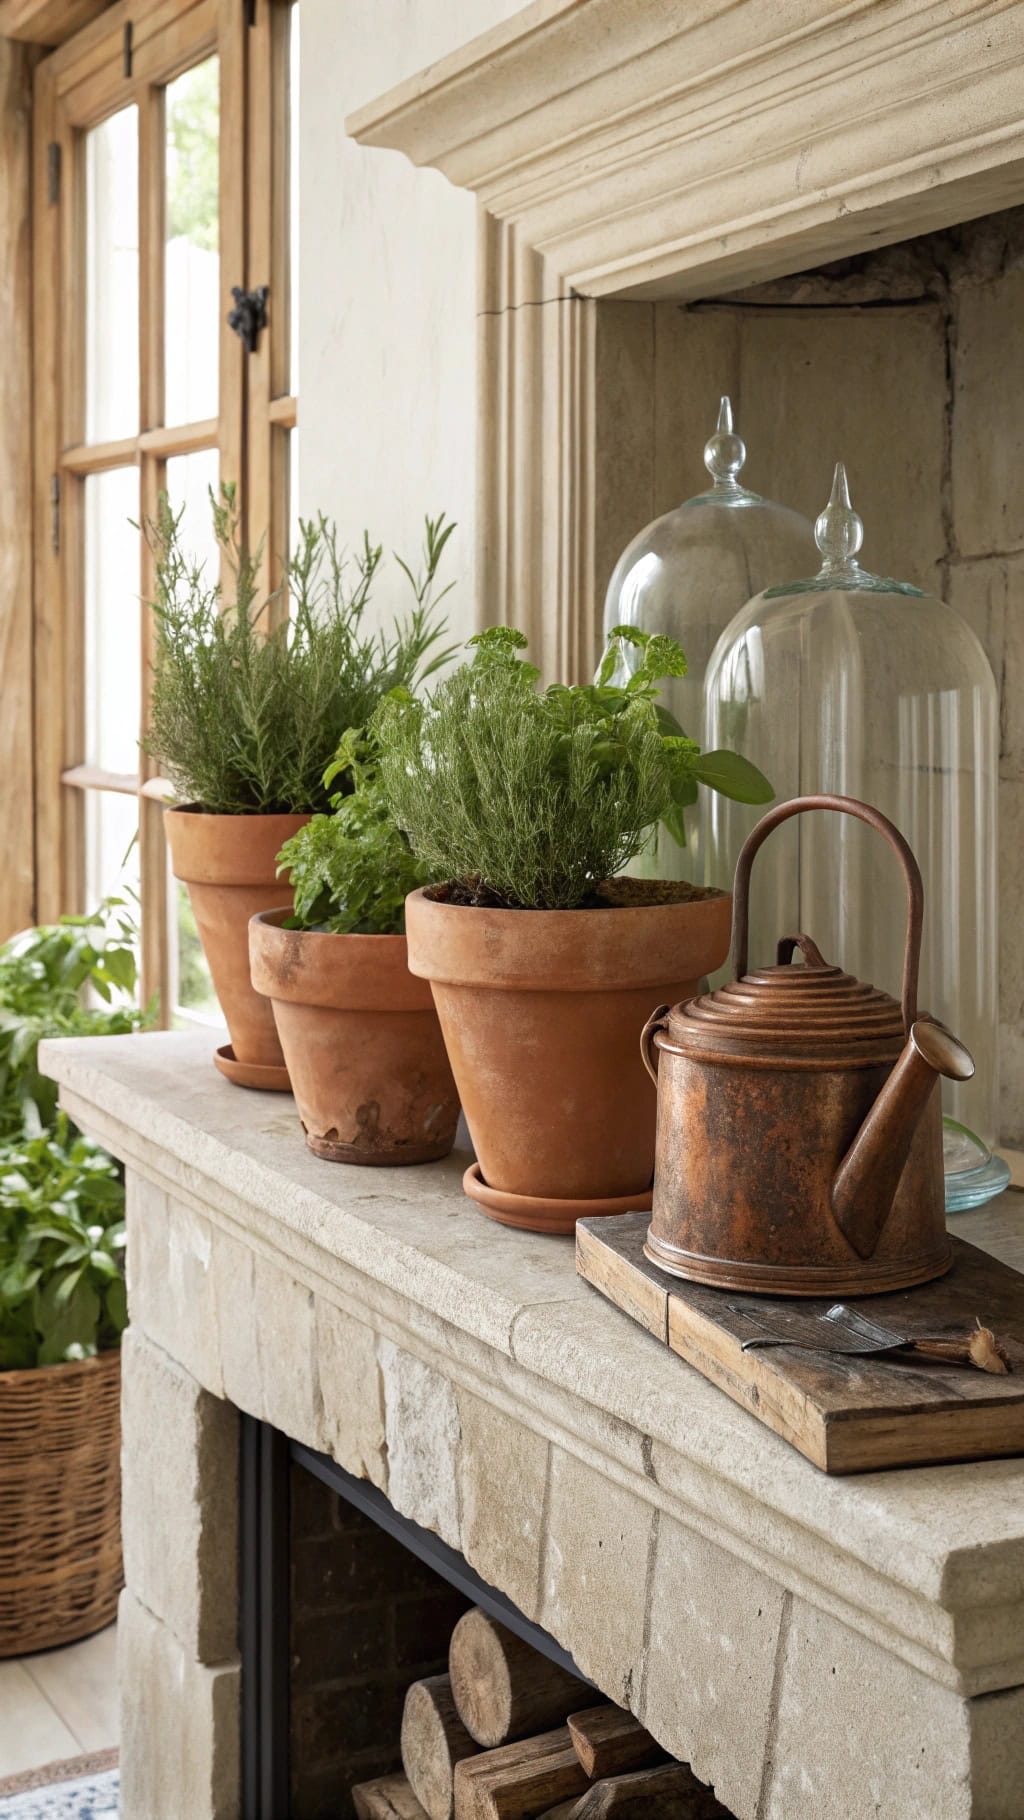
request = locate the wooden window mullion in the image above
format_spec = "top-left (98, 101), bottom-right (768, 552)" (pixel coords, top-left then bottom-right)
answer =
top-left (138, 71), bottom-right (168, 1011)
top-left (32, 57), bottom-right (64, 923)
top-left (217, 0), bottom-right (245, 507)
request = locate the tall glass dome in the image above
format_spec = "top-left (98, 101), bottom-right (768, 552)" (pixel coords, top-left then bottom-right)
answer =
top-left (704, 464), bottom-right (1003, 1203)
top-left (602, 397), bottom-right (812, 877)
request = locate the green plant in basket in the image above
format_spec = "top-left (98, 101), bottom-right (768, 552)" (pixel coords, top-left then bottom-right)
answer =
top-left (0, 1115), bottom-right (127, 1369)
top-left (276, 728), bottom-right (433, 936)
top-left (374, 624), bottom-right (773, 912)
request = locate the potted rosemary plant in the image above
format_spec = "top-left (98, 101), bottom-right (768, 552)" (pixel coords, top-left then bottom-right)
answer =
top-left (145, 489), bottom-right (454, 1088)
top-left (248, 731), bottom-right (458, 1164)
top-left (375, 626), bottom-right (772, 1232)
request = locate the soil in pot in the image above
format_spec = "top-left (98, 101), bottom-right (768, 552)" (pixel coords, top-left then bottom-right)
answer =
top-left (165, 807), bottom-right (310, 1087)
top-left (249, 909), bottom-right (460, 1164)
top-left (405, 880), bottom-right (732, 1233)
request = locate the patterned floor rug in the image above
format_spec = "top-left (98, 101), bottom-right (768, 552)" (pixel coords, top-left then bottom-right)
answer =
top-left (0, 1753), bottom-right (118, 1819)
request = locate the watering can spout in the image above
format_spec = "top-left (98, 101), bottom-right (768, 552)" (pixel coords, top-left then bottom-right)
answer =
top-left (831, 1020), bottom-right (975, 1260)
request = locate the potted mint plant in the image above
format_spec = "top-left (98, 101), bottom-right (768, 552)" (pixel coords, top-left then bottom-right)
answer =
top-left (375, 626), bottom-right (772, 1232)
top-left (248, 731), bottom-right (458, 1164)
top-left (145, 490), bottom-right (454, 1089)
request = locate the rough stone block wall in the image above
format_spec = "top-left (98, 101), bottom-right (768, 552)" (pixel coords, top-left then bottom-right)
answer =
top-left (289, 1461), bottom-right (471, 1820)
top-left (594, 207), bottom-right (1024, 1140)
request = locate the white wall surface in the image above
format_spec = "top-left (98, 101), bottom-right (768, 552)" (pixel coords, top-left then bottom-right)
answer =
top-left (298, 0), bottom-right (526, 648)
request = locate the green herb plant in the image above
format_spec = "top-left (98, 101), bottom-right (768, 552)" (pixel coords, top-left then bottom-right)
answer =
top-left (145, 488), bottom-right (457, 815)
top-left (0, 898), bottom-right (147, 1369)
top-left (0, 899), bottom-right (152, 1142)
top-left (0, 1116), bottom-right (127, 1368)
top-left (276, 729), bottom-right (432, 936)
top-left (375, 625), bottom-right (773, 912)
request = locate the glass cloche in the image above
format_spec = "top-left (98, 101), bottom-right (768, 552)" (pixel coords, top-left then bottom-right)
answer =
top-left (704, 464), bottom-right (1005, 1206)
top-left (602, 398), bottom-right (812, 877)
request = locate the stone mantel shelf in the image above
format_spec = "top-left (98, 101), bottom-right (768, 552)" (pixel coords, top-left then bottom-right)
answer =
top-left (347, 0), bottom-right (1024, 303)
top-left (44, 1027), bottom-right (1024, 1719)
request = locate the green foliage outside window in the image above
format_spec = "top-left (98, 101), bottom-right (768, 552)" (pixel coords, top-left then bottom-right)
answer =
top-left (167, 56), bottom-right (219, 253)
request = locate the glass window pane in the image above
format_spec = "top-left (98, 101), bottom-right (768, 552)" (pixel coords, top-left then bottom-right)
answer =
top-left (85, 107), bottom-right (139, 442)
top-left (84, 467), bottom-right (141, 774)
top-left (173, 879), bottom-right (220, 1023)
top-left (165, 56), bottom-right (220, 424)
top-left (289, 427), bottom-right (299, 569)
top-left (166, 449), bottom-right (220, 578)
top-left (85, 790), bottom-right (139, 915)
top-left (289, 6), bottom-right (300, 392)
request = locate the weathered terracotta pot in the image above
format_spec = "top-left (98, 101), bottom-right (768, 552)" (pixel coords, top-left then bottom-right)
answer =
top-left (249, 909), bottom-right (460, 1164)
top-left (164, 808), bottom-right (309, 1089)
top-left (404, 886), bottom-right (732, 1233)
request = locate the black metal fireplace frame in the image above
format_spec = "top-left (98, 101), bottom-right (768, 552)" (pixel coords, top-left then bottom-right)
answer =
top-left (239, 1413), bottom-right (593, 1820)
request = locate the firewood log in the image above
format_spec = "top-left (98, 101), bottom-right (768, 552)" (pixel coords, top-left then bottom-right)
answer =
top-left (352, 1772), bottom-right (430, 1820)
top-left (449, 1607), bottom-right (586, 1747)
top-left (402, 1674), bottom-right (479, 1820)
top-left (453, 1724), bottom-right (591, 1820)
top-left (566, 1707), bottom-right (667, 1780)
top-left (554, 1763), bottom-right (733, 1819)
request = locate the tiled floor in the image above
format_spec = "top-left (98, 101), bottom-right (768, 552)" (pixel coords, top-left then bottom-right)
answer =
top-left (0, 1625), bottom-right (118, 1780)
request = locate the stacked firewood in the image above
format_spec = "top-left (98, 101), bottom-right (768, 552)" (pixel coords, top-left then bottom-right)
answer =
top-left (352, 1607), bottom-right (732, 1820)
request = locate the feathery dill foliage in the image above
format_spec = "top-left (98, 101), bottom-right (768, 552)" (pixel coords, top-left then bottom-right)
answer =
top-left (276, 729), bottom-right (432, 937)
top-left (375, 627), bottom-right (774, 912)
top-left (144, 487), bottom-right (456, 814)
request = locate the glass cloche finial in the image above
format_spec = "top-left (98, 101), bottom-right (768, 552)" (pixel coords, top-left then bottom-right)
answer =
top-left (703, 396), bottom-right (751, 498)
top-left (600, 393), bottom-right (812, 878)
top-left (815, 462), bottom-right (864, 573)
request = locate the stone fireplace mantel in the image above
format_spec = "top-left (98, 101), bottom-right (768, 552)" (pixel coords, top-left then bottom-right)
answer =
top-left (347, 0), bottom-right (1024, 305)
top-left (42, 1030), bottom-right (1024, 1820)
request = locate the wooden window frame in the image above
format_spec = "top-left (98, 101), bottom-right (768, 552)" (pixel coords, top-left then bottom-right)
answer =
top-left (30, 0), bottom-right (298, 1019)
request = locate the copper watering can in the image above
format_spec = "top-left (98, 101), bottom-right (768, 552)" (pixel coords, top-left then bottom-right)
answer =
top-left (640, 795), bottom-right (974, 1297)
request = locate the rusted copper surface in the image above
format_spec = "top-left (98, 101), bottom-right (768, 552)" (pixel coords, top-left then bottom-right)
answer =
top-left (645, 796), bottom-right (971, 1297)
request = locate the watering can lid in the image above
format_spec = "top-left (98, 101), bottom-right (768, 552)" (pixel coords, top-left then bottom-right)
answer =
top-left (666, 933), bottom-right (907, 1066)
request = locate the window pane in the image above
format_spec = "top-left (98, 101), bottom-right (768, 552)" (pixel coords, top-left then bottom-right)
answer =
top-left (289, 6), bottom-right (300, 392)
top-left (166, 449), bottom-right (220, 578)
top-left (289, 427), bottom-right (299, 568)
top-left (165, 56), bottom-right (220, 424)
top-left (85, 790), bottom-right (139, 916)
top-left (84, 467), bottom-right (141, 774)
top-left (85, 107), bottom-right (139, 442)
top-left (173, 879), bottom-right (220, 1023)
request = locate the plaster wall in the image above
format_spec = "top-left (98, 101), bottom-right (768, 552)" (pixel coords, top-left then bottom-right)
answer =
top-left (296, 0), bottom-right (527, 647)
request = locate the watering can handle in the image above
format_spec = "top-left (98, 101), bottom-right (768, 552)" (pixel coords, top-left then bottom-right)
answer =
top-left (731, 794), bottom-right (924, 1038)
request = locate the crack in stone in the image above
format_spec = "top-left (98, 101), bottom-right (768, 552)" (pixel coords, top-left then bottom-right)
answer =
top-left (533, 1440), bottom-right (555, 1622)
top-left (754, 1588), bottom-right (794, 1820)
top-left (634, 1505), bottom-right (661, 1721)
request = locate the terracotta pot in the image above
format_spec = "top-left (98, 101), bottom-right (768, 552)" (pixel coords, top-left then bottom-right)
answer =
top-left (404, 886), bottom-right (732, 1233)
top-left (164, 808), bottom-right (310, 1087)
top-left (249, 909), bottom-right (460, 1164)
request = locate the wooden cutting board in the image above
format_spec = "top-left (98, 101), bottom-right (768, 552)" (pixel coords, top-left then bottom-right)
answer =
top-left (576, 1215), bottom-right (1024, 1473)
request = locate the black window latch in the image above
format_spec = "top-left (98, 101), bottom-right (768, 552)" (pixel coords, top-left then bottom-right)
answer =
top-left (228, 286), bottom-right (269, 354)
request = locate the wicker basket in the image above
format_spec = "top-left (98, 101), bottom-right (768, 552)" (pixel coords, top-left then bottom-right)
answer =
top-left (0, 1348), bottom-right (122, 1657)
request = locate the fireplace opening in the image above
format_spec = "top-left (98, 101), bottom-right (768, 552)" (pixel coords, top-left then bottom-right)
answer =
top-left (238, 1417), bottom-right (735, 1820)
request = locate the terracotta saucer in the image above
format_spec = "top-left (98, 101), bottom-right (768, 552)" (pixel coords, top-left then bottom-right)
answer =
top-left (462, 1161), bottom-right (652, 1235)
top-left (214, 1043), bottom-right (292, 1093)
